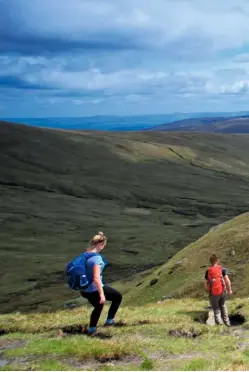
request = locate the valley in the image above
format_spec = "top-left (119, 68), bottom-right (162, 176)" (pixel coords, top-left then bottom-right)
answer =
top-left (1, 121), bottom-right (249, 312)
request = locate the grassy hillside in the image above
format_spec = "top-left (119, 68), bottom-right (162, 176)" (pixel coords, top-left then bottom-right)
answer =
top-left (125, 213), bottom-right (249, 306)
top-left (151, 116), bottom-right (249, 133)
top-left (2, 121), bottom-right (249, 312)
top-left (1, 298), bottom-right (249, 370)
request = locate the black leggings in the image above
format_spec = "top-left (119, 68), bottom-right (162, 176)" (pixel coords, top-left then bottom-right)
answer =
top-left (81, 285), bottom-right (122, 328)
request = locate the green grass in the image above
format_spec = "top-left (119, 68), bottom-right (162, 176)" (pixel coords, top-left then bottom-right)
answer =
top-left (1, 298), bottom-right (249, 371)
top-left (140, 358), bottom-right (154, 370)
top-left (5, 337), bottom-right (139, 361)
top-left (2, 122), bottom-right (249, 312)
top-left (27, 359), bottom-right (70, 371)
top-left (183, 358), bottom-right (210, 371)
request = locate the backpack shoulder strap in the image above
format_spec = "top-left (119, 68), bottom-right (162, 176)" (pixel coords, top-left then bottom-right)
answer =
top-left (83, 252), bottom-right (100, 263)
top-left (217, 265), bottom-right (223, 277)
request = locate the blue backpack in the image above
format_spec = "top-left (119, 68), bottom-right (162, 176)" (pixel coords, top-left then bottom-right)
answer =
top-left (66, 252), bottom-right (99, 291)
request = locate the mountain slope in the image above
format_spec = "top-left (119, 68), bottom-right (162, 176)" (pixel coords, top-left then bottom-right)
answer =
top-left (125, 212), bottom-right (249, 305)
top-left (150, 116), bottom-right (249, 133)
top-left (2, 121), bottom-right (249, 312)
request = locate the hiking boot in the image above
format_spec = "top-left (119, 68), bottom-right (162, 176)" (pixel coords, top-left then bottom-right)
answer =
top-left (87, 326), bottom-right (97, 337)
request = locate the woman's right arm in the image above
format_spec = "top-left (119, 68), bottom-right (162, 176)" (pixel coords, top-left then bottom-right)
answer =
top-left (93, 264), bottom-right (106, 304)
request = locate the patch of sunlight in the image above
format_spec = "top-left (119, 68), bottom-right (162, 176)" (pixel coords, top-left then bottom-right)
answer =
top-left (201, 158), bottom-right (233, 169)
top-left (111, 140), bottom-right (196, 163)
top-left (200, 157), bottom-right (249, 175)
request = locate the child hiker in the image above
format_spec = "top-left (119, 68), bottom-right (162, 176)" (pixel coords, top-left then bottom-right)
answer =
top-left (205, 253), bottom-right (232, 327)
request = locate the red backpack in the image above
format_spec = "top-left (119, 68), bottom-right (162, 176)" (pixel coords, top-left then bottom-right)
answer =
top-left (207, 265), bottom-right (225, 296)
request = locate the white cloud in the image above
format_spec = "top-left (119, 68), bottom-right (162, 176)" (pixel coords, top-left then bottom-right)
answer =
top-left (3, 53), bottom-right (249, 98)
top-left (204, 68), bottom-right (249, 95)
top-left (23, 67), bottom-right (169, 92)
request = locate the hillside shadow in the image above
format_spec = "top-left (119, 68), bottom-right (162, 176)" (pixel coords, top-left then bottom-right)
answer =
top-left (229, 313), bottom-right (246, 326)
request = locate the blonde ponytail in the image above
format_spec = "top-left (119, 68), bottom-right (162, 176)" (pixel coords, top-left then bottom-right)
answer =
top-left (91, 231), bottom-right (107, 246)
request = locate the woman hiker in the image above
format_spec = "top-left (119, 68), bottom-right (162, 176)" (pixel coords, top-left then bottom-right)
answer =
top-left (81, 231), bottom-right (122, 336)
top-left (204, 253), bottom-right (232, 327)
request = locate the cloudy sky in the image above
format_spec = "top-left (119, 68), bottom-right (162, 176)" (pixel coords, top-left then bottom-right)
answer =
top-left (1, 0), bottom-right (249, 117)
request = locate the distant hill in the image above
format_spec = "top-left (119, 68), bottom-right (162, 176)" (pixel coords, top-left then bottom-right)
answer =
top-left (3, 112), bottom-right (249, 131)
top-left (2, 121), bottom-right (249, 312)
top-left (125, 212), bottom-right (249, 305)
top-left (150, 116), bottom-right (249, 133)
